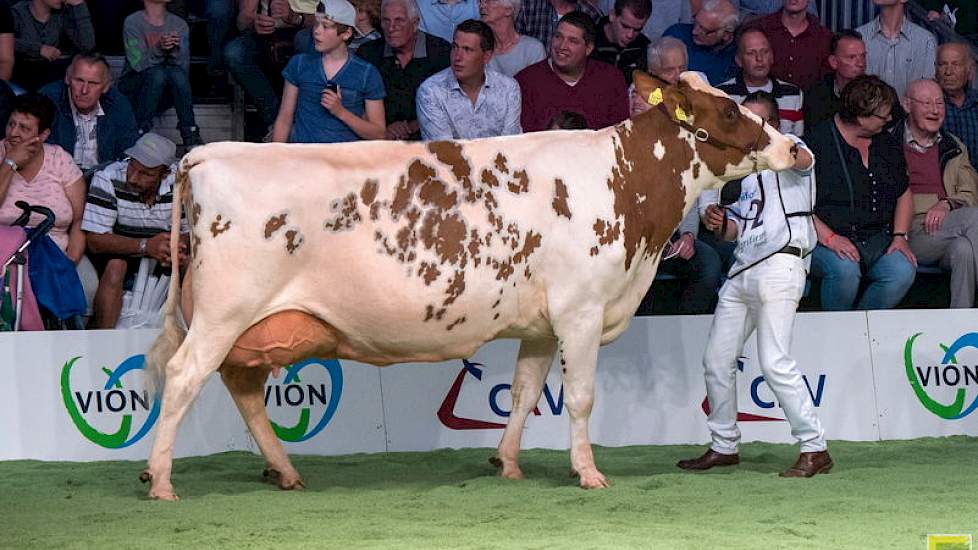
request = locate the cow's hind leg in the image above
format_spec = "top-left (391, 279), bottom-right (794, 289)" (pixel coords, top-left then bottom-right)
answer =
top-left (492, 338), bottom-right (557, 480)
top-left (220, 366), bottom-right (304, 491)
top-left (142, 330), bottom-right (229, 500)
top-left (553, 313), bottom-right (607, 489)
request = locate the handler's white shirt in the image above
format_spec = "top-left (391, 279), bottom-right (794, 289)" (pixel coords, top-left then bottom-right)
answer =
top-left (726, 136), bottom-right (816, 278)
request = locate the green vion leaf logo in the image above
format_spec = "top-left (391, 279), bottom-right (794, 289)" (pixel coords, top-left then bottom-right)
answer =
top-left (904, 333), bottom-right (978, 420)
top-left (60, 355), bottom-right (161, 448)
top-left (264, 358), bottom-right (343, 442)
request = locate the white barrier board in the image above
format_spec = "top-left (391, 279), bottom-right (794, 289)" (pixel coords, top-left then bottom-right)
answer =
top-left (0, 311), bottom-right (973, 462)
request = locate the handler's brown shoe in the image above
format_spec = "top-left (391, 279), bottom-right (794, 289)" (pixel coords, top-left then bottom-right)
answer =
top-left (677, 449), bottom-right (740, 471)
top-left (779, 451), bottom-right (833, 478)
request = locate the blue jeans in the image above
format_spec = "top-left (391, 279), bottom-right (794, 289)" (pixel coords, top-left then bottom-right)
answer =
top-left (187, 0), bottom-right (232, 74)
top-left (810, 244), bottom-right (915, 310)
top-left (224, 33), bottom-right (281, 127)
top-left (655, 239), bottom-right (723, 314)
top-left (119, 65), bottom-right (197, 135)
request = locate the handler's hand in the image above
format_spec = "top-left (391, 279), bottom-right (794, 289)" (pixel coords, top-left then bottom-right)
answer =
top-left (703, 203), bottom-right (725, 232)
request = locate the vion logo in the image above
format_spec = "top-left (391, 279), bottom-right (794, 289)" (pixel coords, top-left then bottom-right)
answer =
top-left (438, 359), bottom-right (564, 430)
top-left (60, 355), bottom-right (160, 449)
top-left (265, 358), bottom-right (343, 442)
top-left (904, 332), bottom-right (978, 420)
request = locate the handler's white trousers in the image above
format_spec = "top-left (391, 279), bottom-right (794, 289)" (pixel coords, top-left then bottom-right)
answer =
top-left (703, 253), bottom-right (827, 455)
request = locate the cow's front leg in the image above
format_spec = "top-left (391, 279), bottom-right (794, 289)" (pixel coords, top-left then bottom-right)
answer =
top-left (554, 315), bottom-right (607, 489)
top-left (220, 366), bottom-right (304, 491)
top-left (493, 338), bottom-right (557, 480)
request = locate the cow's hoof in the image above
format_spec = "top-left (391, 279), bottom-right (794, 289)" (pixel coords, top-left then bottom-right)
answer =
top-left (489, 456), bottom-right (524, 480)
top-left (148, 483), bottom-right (180, 501)
top-left (263, 468), bottom-right (305, 491)
top-left (577, 469), bottom-right (609, 489)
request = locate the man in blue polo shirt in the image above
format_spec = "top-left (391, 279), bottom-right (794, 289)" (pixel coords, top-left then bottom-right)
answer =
top-left (417, 0), bottom-right (480, 42)
top-left (662, 0), bottom-right (738, 85)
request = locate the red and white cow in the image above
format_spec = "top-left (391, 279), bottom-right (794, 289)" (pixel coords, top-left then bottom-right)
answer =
top-left (140, 72), bottom-right (797, 500)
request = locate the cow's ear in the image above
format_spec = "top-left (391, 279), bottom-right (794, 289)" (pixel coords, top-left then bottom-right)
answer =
top-left (659, 81), bottom-right (694, 125)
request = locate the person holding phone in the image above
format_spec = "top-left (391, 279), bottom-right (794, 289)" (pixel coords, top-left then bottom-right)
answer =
top-left (271, 0), bottom-right (386, 143)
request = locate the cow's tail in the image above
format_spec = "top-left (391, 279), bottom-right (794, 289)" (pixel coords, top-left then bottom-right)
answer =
top-left (144, 158), bottom-right (193, 398)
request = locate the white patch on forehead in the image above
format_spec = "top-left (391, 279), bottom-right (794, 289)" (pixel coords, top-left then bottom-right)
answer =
top-left (678, 70), bottom-right (767, 128)
top-left (652, 140), bottom-right (665, 160)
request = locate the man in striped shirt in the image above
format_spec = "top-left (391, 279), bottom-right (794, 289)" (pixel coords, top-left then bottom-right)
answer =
top-left (716, 27), bottom-right (804, 136)
top-left (81, 132), bottom-right (188, 328)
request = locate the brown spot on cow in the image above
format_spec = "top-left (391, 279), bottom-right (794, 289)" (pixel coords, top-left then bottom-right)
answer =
top-left (692, 162), bottom-right (701, 179)
top-left (590, 246), bottom-right (599, 256)
top-left (480, 168), bottom-right (500, 188)
top-left (435, 307), bottom-right (446, 321)
top-left (419, 211), bottom-right (467, 267)
top-left (391, 160), bottom-right (437, 218)
top-left (446, 316), bottom-right (466, 331)
top-left (210, 214), bottom-right (231, 237)
top-left (324, 192), bottom-right (362, 232)
top-left (285, 229), bottom-right (304, 254)
top-left (493, 312), bottom-right (500, 320)
top-left (418, 177), bottom-right (458, 209)
top-left (424, 305), bottom-right (435, 322)
top-left (552, 178), bottom-right (572, 219)
top-left (496, 260), bottom-right (514, 281)
top-left (360, 179), bottom-right (379, 207)
top-left (264, 213), bottom-right (287, 239)
top-left (427, 141), bottom-right (474, 200)
top-left (592, 218), bottom-right (621, 246)
top-left (506, 169), bottom-right (529, 194)
top-left (493, 153), bottom-right (509, 174)
top-left (443, 270), bottom-right (465, 306)
top-left (190, 202), bottom-right (201, 227)
top-left (467, 229), bottom-right (482, 267)
top-left (418, 262), bottom-right (441, 286)
top-left (512, 231), bottom-right (541, 265)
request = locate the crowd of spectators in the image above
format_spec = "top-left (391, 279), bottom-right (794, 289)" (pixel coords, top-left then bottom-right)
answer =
top-left (0, 0), bottom-right (975, 329)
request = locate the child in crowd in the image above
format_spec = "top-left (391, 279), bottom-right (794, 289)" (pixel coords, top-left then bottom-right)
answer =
top-left (272, 0), bottom-right (385, 143)
top-left (120, 0), bottom-right (203, 147)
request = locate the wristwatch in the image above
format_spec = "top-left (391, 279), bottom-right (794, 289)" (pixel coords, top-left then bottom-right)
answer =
top-left (3, 158), bottom-right (18, 172)
top-left (137, 238), bottom-right (148, 256)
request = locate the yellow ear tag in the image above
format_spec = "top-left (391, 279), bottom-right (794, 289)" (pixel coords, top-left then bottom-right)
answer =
top-left (674, 106), bottom-right (689, 122)
top-left (647, 88), bottom-right (663, 106)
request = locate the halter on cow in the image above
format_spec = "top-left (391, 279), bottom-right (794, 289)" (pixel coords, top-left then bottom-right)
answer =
top-left (139, 71), bottom-right (798, 500)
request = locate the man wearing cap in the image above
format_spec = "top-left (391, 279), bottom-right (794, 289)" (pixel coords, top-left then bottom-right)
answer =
top-left (82, 132), bottom-right (189, 329)
top-left (357, 0), bottom-right (451, 140)
top-left (272, 0), bottom-right (386, 142)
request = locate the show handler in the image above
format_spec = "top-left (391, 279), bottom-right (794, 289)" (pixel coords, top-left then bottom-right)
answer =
top-left (677, 92), bottom-right (833, 478)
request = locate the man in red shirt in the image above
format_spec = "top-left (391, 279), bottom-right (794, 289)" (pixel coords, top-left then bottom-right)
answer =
top-left (746, 0), bottom-right (831, 91)
top-left (515, 10), bottom-right (628, 132)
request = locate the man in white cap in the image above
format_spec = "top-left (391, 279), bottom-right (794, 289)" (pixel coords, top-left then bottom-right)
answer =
top-left (81, 132), bottom-right (189, 328)
top-left (271, 0), bottom-right (387, 142)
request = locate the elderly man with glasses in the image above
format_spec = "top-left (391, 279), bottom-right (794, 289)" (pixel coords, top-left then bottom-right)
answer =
top-left (662, 0), bottom-right (738, 84)
top-left (897, 78), bottom-right (978, 308)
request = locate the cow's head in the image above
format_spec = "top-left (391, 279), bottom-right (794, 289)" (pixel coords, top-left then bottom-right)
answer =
top-left (631, 70), bottom-right (797, 183)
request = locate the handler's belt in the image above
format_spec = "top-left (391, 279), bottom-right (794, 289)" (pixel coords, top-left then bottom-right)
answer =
top-left (775, 245), bottom-right (804, 257)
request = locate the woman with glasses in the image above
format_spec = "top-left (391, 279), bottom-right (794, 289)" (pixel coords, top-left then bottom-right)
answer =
top-left (804, 74), bottom-right (916, 310)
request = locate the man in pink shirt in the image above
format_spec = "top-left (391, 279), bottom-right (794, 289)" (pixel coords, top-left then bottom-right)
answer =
top-left (515, 10), bottom-right (628, 132)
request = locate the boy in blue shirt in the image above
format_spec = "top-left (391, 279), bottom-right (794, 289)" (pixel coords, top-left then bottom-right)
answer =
top-left (271, 0), bottom-right (386, 143)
